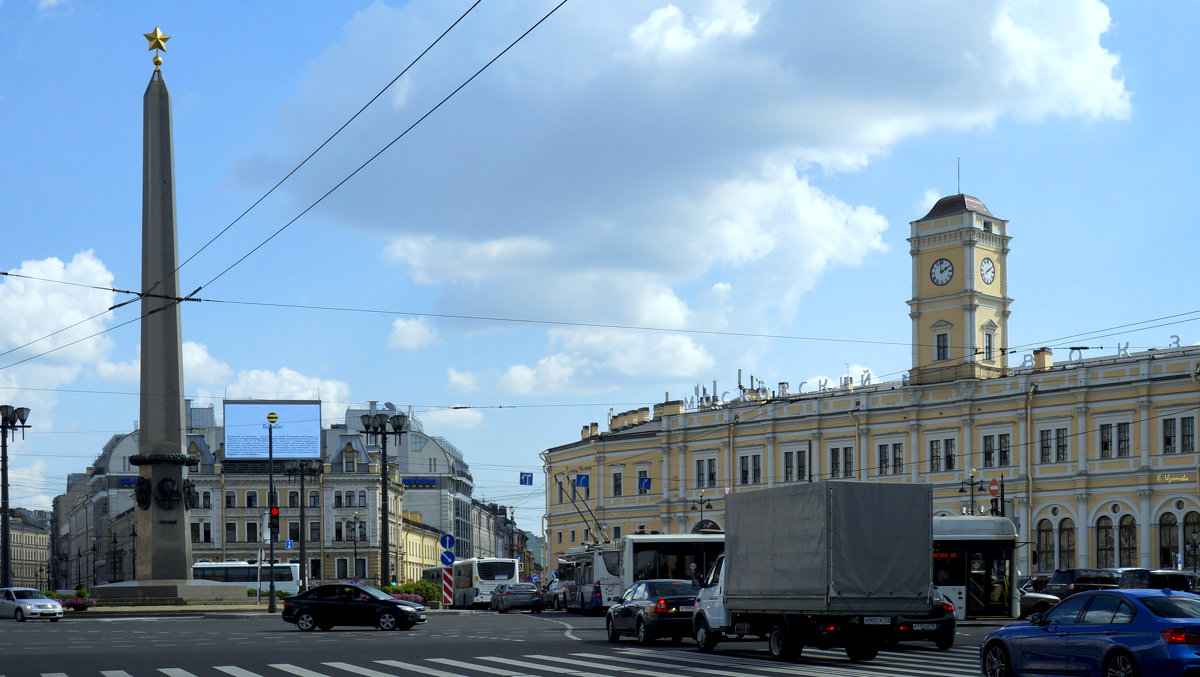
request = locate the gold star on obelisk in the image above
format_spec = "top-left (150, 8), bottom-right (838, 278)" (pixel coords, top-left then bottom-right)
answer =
top-left (144, 26), bottom-right (169, 69)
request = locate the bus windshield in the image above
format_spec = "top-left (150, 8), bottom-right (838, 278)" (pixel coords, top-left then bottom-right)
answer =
top-left (478, 560), bottom-right (516, 580)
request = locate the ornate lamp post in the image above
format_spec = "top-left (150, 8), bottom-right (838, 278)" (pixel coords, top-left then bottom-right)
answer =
top-left (359, 412), bottom-right (405, 587)
top-left (690, 492), bottom-right (713, 532)
top-left (286, 460), bottom-right (323, 590)
top-left (959, 468), bottom-right (984, 516)
top-left (0, 404), bottom-right (31, 588)
top-left (350, 513), bottom-right (364, 581)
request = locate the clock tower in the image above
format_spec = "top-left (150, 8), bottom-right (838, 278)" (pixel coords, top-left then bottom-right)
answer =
top-left (907, 194), bottom-right (1011, 385)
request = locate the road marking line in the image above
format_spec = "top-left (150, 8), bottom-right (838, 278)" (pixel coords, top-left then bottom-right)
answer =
top-left (427, 658), bottom-right (536, 676)
top-left (269, 665), bottom-right (335, 677)
top-left (372, 659), bottom-right (470, 677)
top-left (215, 667), bottom-right (268, 677)
top-left (158, 670), bottom-right (201, 677)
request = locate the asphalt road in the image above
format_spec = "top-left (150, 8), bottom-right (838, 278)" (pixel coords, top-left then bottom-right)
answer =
top-left (0, 609), bottom-right (1000, 677)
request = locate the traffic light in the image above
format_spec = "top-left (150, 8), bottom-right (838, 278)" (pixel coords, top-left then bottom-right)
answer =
top-left (990, 498), bottom-right (1001, 515)
top-left (269, 506), bottom-right (280, 538)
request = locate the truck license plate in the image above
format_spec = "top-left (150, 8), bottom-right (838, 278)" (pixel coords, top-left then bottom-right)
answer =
top-left (913, 623), bottom-right (937, 631)
top-left (863, 616), bottom-right (891, 625)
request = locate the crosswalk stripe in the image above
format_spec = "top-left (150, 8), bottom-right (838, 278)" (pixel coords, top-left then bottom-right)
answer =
top-left (372, 659), bottom-right (471, 677)
top-left (609, 647), bottom-right (975, 677)
top-left (159, 670), bottom-right (200, 677)
top-left (474, 655), bottom-right (613, 677)
top-left (321, 663), bottom-right (401, 677)
top-left (100, 672), bottom-right (134, 677)
top-left (426, 658), bottom-right (538, 676)
top-left (529, 654), bottom-right (676, 677)
top-left (215, 667), bottom-right (268, 677)
top-left (269, 664), bottom-right (338, 677)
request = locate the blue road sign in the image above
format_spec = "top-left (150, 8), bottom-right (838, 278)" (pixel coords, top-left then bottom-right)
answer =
top-left (285, 539), bottom-right (294, 549)
top-left (575, 473), bottom-right (589, 487)
top-left (440, 533), bottom-right (456, 550)
top-left (440, 550), bottom-right (456, 566)
top-left (520, 472), bottom-right (533, 485)
top-left (637, 476), bottom-right (652, 491)
top-left (532, 573), bottom-right (539, 583)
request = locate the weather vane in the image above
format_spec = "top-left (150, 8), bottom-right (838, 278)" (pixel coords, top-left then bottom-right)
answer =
top-left (144, 26), bottom-right (170, 70)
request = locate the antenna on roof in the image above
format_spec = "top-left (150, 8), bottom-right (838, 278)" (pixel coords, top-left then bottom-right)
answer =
top-left (957, 157), bottom-right (961, 195)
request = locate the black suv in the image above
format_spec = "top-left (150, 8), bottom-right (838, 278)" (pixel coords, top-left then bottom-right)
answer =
top-left (1118, 568), bottom-right (1200, 592)
top-left (1041, 568), bottom-right (1122, 599)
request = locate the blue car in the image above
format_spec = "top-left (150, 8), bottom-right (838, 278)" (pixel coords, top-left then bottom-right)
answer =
top-left (980, 588), bottom-right (1200, 677)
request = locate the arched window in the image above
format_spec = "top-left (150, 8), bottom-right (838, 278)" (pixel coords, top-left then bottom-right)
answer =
top-left (1096, 516), bottom-right (1114, 568)
top-left (1119, 515), bottom-right (1137, 567)
top-left (1159, 513), bottom-right (1179, 569)
top-left (1185, 511), bottom-right (1200, 570)
top-left (1036, 519), bottom-right (1054, 572)
top-left (1058, 518), bottom-right (1076, 569)
top-left (202, 491), bottom-right (211, 509)
top-left (334, 491), bottom-right (342, 508)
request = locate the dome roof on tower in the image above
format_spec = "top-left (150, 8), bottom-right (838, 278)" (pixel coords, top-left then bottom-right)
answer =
top-left (918, 194), bottom-right (994, 221)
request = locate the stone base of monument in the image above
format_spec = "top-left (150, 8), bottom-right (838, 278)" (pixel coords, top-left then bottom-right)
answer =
top-left (90, 579), bottom-right (251, 606)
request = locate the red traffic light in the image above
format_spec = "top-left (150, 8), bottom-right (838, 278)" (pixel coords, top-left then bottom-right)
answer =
top-left (269, 507), bottom-right (280, 517)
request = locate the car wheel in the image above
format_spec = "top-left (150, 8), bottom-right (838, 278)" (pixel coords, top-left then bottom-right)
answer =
top-left (695, 616), bottom-right (719, 653)
top-left (606, 616), bottom-right (620, 642)
top-left (15, 609), bottom-right (25, 623)
top-left (377, 611), bottom-right (398, 631)
top-left (768, 624), bottom-right (801, 661)
top-left (935, 630), bottom-right (955, 651)
top-left (295, 612), bottom-right (317, 632)
top-left (981, 641), bottom-right (1014, 677)
top-left (636, 618), bottom-right (653, 645)
top-left (1102, 651), bottom-right (1140, 677)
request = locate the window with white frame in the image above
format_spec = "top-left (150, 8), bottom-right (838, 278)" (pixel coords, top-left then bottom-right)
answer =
top-left (829, 447), bottom-right (842, 478)
top-left (982, 432), bottom-right (1011, 468)
top-left (344, 454), bottom-right (355, 472)
top-left (878, 444), bottom-right (889, 475)
top-left (784, 451), bottom-right (795, 482)
top-left (246, 491), bottom-right (258, 508)
top-left (309, 491), bottom-right (319, 507)
top-left (935, 333), bottom-right (950, 361)
top-left (1163, 415), bottom-right (1196, 455)
top-left (876, 441), bottom-right (903, 475)
top-left (798, 447), bottom-right (808, 480)
top-left (611, 470), bottom-right (623, 497)
top-left (696, 457), bottom-right (717, 488)
top-left (983, 332), bottom-right (995, 361)
top-left (612, 525), bottom-right (622, 539)
top-left (1055, 427), bottom-right (1069, 462)
top-left (892, 443), bottom-right (903, 473)
top-left (1039, 429), bottom-right (1052, 463)
top-left (1098, 421), bottom-right (1131, 459)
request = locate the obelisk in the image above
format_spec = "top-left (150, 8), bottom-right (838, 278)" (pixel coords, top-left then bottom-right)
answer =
top-left (133, 26), bottom-right (193, 582)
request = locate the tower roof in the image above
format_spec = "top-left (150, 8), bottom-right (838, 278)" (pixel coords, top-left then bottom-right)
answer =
top-left (918, 193), bottom-right (995, 221)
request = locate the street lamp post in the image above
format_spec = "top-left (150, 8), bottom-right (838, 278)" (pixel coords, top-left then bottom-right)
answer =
top-left (1191, 531), bottom-right (1199, 575)
top-left (359, 412), bottom-right (406, 588)
top-left (690, 492), bottom-right (713, 532)
top-left (0, 404), bottom-right (31, 588)
top-left (287, 460), bottom-right (323, 591)
top-left (959, 469), bottom-right (984, 516)
top-left (351, 513), bottom-right (363, 581)
top-left (265, 412), bottom-right (282, 613)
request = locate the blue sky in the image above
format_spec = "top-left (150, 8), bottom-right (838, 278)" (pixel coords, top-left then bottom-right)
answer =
top-left (1, 0), bottom-right (1196, 531)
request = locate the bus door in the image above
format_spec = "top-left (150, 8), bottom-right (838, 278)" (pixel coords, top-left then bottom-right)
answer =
top-left (935, 540), bottom-right (1013, 618)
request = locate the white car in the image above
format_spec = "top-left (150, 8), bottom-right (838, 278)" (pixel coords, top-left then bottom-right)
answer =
top-left (0, 587), bottom-right (63, 622)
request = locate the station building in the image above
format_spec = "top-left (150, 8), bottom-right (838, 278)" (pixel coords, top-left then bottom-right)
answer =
top-left (543, 194), bottom-right (1200, 579)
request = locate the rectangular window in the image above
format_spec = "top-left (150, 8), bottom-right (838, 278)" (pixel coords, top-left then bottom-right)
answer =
top-left (936, 333), bottom-right (950, 361)
top-left (288, 491), bottom-right (299, 508)
top-left (556, 531), bottom-right (562, 545)
top-left (335, 522), bottom-right (343, 542)
top-left (637, 470), bottom-right (650, 495)
top-left (612, 526), bottom-right (622, 539)
top-left (612, 472), bottom-right (623, 497)
top-left (202, 522), bottom-right (211, 543)
top-left (752, 455), bottom-right (762, 484)
top-left (878, 444), bottom-right (889, 475)
top-left (1040, 430), bottom-right (1052, 463)
top-left (570, 530), bottom-right (576, 543)
top-left (1164, 419), bottom-right (1177, 454)
top-left (309, 521), bottom-right (320, 542)
top-left (893, 443), bottom-right (904, 474)
top-left (345, 455), bottom-right (355, 472)
top-left (557, 481), bottom-right (564, 504)
top-left (246, 491), bottom-right (258, 509)
top-left (1118, 423), bottom-right (1130, 457)
top-left (843, 448), bottom-right (853, 477)
top-left (983, 435), bottom-right (996, 467)
top-left (1099, 424), bottom-right (1113, 459)
top-left (345, 492), bottom-right (355, 508)
top-left (1184, 417), bottom-right (1195, 453)
top-left (336, 559), bottom-right (348, 579)
top-left (190, 522), bottom-right (201, 543)
top-left (999, 433), bottom-right (1010, 466)
top-left (202, 492), bottom-right (212, 509)
top-left (983, 333), bottom-right (994, 361)
top-left (706, 459), bottom-right (717, 486)
top-left (288, 521), bottom-right (300, 542)
top-left (695, 460), bottom-right (706, 489)
top-left (784, 451), bottom-right (794, 482)
top-left (225, 492), bottom-right (236, 508)
top-left (740, 456), bottom-right (750, 484)
top-left (798, 449), bottom-right (808, 480)
top-left (309, 491), bottom-right (320, 507)
top-left (943, 438), bottom-right (956, 470)
top-left (225, 522), bottom-right (237, 543)
top-left (1055, 427), bottom-right (1069, 462)
top-left (830, 448), bottom-right (841, 478)
top-left (334, 492), bottom-right (343, 508)
top-left (247, 521), bottom-right (259, 544)
top-left (929, 440), bottom-right (942, 472)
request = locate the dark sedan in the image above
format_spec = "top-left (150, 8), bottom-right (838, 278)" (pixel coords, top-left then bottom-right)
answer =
top-left (981, 589), bottom-right (1200, 677)
top-left (495, 582), bottom-right (542, 613)
top-left (282, 583), bottom-right (426, 631)
top-left (606, 579), bottom-right (697, 644)
top-left (888, 587), bottom-right (956, 650)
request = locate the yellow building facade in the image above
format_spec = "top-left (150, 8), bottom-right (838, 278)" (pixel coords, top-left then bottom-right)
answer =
top-left (544, 194), bottom-right (1200, 578)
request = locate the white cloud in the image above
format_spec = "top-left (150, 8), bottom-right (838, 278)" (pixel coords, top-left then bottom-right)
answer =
top-left (420, 407), bottom-right (483, 429)
top-left (918, 189), bottom-right (942, 216)
top-left (629, 1), bottom-right (759, 58)
top-left (499, 354), bottom-right (586, 396)
top-left (96, 341), bottom-right (233, 386)
top-left (551, 328), bottom-right (714, 379)
top-left (384, 236), bottom-right (553, 286)
top-left (201, 367), bottom-right (352, 427)
top-left (447, 368), bottom-right (479, 392)
top-left (388, 317), bottom-right (436, 350)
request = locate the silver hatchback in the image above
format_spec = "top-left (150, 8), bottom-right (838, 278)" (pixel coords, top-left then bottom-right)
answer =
top-left (0, 588), bottom-right (63, 622)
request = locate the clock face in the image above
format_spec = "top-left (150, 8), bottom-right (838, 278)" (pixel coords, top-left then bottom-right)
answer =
top-left (980, 257), bottom-right (996, 284)
top-left (930, 258), bottom-right (954, 286)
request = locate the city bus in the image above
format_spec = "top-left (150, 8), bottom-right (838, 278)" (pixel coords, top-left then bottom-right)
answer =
top-left (451, 557), bottom-right (518, 608)
top-left (932, 516), bottom-right (1018, 619)
top-left (618, 533), bottom-right (724, 591)
top-left (191, 560), bottom-right (301, 595)
top-left (557, 544), bottom-right (622, 613)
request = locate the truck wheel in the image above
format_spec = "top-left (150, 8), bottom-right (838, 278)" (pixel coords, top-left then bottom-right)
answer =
top-left (768, 625), bottom-right (801, 661)
top-left (695, 617), bottom-right (720, 653)
top-left (845, 638), bottom-right (879, 662)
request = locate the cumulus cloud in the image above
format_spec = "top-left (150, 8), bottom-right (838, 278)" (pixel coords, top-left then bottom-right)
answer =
top-left (447, 368), bottom-right (479, 392)
top-left (96, 341), bottom-right (233, 387)
top-left (499, 354), bottom-right (588, 396)
top-left (198, 367), bottom-right (351, 427)
top-left (388, 317), bottom-right (436, 350)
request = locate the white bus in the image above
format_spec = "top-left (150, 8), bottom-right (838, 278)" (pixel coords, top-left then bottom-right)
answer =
top-left (192, 561), bottom-right (301, 595)
top-left (932, 516), bottom-right (1018, 619)
top-left (619, 533), bottom-right (725, 591)
top-left (557, 544), bottom-right (622, 613)
top-left (451, 557), bottom-right (518, 608)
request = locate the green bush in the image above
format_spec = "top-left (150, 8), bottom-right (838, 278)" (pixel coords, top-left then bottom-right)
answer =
top-left (393, 581), bottom-right (440, 603)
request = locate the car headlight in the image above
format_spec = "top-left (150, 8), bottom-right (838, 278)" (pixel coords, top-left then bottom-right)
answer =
top-left (21, 603), bottom-right (34, 610)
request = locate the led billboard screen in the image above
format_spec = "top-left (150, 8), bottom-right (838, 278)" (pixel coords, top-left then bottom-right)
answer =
top-left (223, 400), bottom-right (322, 460)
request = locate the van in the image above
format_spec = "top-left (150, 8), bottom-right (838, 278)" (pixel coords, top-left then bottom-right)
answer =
top-left (1042, 568), bottom-right (1122, 599)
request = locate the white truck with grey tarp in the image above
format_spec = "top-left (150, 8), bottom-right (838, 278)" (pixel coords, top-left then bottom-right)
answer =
top-left (692, 480), bottom-right (933, 661)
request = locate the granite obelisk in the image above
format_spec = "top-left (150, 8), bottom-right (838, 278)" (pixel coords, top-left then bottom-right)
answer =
top-left (133, 26), bottom-right (193, 582)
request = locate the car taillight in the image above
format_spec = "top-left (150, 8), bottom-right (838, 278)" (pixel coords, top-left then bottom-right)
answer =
top-left (1161, 628), bottom-right (1200, 645)
top-left (283, 600), bottom-right (291, 610)
top-left (593, 584), bottom-right (601, 598)
top-left (654, 599), bottom-right (668, 613)
top-left (938, 602), bottom-right (955, 614)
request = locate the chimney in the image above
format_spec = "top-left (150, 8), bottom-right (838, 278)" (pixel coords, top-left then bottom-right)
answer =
top-left (589, 422), bottom-right (599, 437)
top-left (581, 425), bottom-right (590, 440)
top-left (654, 400), bottom-right (685, 418)
top-left (1033, 348), bottom-right (1053, 371)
